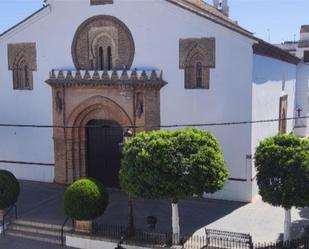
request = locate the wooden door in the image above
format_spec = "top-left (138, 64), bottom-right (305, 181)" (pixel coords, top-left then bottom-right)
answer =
top-left (87, 120), bottom-right (123, 188)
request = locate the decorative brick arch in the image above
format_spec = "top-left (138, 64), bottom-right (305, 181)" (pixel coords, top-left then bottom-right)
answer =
top-left (72, 15), bottom-right (135, 70)
top-left (65, 95), bottom-right (133, 183)
top-left (184, 46), bottom-right (210, 89)
top-left (179, 38), bottom-right (216, 89)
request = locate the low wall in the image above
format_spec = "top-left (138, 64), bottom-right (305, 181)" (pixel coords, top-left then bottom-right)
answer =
top-left (0, 163), bottom-right (54, 183)
top-left (66, 234), bottom-right (162, 249)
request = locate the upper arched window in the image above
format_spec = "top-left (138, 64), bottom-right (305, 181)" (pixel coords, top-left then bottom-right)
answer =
top-left (107, 46), bottom-right (112, 70)
top-left (184, 53), bottom-right (210, 89)
top-left (8, 43), bottom-right (36, 90)
top-left (179, 38), bottom-right (215, 90)
top-left (196, 62), bottom-right (203, 88)
top-left (24, 65), bottom-right (30, 88)
top-left (98, 47), bottom-right (104, 70)
top-left (72, 16), bottom-right (135, 71)
top-left (12, 58), bottom-right (33, 90)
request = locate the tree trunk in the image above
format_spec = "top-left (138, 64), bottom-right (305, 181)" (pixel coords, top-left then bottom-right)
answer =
top-left (172, 200), bottom-right (180, 244)
top-left (127, 194), bottom-right (134, 236)
top-left (284, 208), bottom-right (291, 242)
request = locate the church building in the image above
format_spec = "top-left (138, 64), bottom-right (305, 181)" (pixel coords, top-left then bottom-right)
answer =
top-left (0, 0), bottom-right (308, 202)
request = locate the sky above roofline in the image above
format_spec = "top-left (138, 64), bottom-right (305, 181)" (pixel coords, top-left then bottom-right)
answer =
top-left (0, 0), bottom-right (308, 44)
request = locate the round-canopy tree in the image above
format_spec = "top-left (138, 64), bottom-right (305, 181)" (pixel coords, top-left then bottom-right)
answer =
top-left (255, 134), bottom-right (309, 241)
top-left (120, 128), bottom-right (228, 244)
top-left (0, 170), bottom-right (20, 211)
top-left (64, 178), bottom-right (109, 234)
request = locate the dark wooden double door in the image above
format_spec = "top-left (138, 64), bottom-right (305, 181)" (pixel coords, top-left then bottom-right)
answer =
top-left (87, 120), bottom-right (123, 188)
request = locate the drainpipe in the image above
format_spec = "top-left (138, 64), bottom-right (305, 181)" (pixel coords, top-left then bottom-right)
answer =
top-left (62, 85), bottom-right (69, 183)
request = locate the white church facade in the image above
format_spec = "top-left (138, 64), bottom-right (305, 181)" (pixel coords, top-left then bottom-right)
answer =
top-left (0, 0), bottom-right (308, 202)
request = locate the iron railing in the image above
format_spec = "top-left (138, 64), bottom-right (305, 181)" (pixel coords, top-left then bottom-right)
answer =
top-left (93, 223), bottom-right (170, 246)
top-left (63, 222), bottom-right (309, 249)
top-left (61, 217), bottom-right (74, 247)
top-left (255, 239), bottom-right (309, 249)
top-left (1, 204), bottom-right (17, 235)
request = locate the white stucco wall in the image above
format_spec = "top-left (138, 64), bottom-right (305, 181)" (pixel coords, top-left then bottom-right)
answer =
top-left (0, 0), bottom-right (256, 201)
top-left (0, 6), bottom-right (54, 182)
top-left (251, 55), bottom-right (297, 197)
top-left (294, 63), bottom-right (309, 137)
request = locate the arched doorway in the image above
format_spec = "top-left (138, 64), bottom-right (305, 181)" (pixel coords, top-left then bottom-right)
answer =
top-left (86, 119), bottom-right (123, 188)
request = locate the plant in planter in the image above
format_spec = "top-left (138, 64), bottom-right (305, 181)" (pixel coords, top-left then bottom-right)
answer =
top-left (0, 170), bottom-right (20, 220)
top-left (64, 178), bottom-right (109, 234)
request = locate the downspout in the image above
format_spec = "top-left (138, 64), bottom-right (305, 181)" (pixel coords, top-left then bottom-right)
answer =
top-left (62, 85), bottom-right (69, 183)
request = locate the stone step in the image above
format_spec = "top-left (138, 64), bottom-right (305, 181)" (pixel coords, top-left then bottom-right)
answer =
top-left (11, 219), bottom-right (71, 231)
top-left (6, 230), bottom-right (62, 245)
top-left (8, 224), bottom-right (63, 237)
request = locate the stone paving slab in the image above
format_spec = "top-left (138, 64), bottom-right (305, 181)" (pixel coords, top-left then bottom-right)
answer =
top-left (7, 180), bottom-right (309, 244)
top-left (195, 198), bottom-right (308, 243)
top-left (0, 235), bottom-right (77, 249)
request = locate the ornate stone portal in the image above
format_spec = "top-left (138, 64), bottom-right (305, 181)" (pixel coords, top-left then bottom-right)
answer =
top-left (46, 15), bottom-right (167, 184)
top-left (46, 70), bottom-right (166, 184)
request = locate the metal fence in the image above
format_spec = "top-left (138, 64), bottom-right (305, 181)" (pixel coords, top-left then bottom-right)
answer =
top-left (93, 223), bottom-right (170, 246)
top-left (255, 240), bottom-right (309, 249)
top-left (91, 224), bottom-right (255, 248)
top-left (79, 223), bottom-right (309, 249)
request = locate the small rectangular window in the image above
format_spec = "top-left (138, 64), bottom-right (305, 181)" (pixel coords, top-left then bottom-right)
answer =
top-left (304, 51), bottom-right (309, 63)
top-left (279, 95), bottom-right (288, 134)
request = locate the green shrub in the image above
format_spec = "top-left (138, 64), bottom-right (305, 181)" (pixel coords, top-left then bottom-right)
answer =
top-left (120, 128), bottom-right (228, 200)
top-left (0, 170), bottom-right (20, 210)
top-left (64, 178), bottom-right (109, 221)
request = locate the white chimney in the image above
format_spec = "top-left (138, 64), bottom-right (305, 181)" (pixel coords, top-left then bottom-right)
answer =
top-left (213, 0), bottom-right (229, 17)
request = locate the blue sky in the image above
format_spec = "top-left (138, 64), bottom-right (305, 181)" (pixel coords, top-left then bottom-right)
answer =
top-left (0, 0), bottom-right (308, 44)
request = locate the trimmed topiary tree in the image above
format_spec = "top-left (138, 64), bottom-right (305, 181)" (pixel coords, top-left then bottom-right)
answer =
top-left (64, 178), bottom-right (109, 234)
top-left (0, 170), bottom-right (20, 216)
top-left (255, 134), bottom-right (309, 241)
top-left (120, 128), bottom-right (228, 244)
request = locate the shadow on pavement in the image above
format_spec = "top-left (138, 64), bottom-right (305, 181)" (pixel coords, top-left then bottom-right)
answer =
top-left (16, 180), bottom-right (245, 236)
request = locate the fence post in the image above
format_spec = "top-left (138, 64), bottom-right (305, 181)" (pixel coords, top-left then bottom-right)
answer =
top-left (249, 234), bottom-right (254, 249)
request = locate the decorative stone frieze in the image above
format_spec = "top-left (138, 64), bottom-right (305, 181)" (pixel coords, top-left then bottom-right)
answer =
top-left (8, 43), bottom-right (37, 90)
top-left (72, 15), bottom-right (135, 71)
top-left (179, 38), bottom-right (216, 89)
top-left (90, 0), bottom-right (113, 5)
top-left (46, 70), bottom-right (166, 89)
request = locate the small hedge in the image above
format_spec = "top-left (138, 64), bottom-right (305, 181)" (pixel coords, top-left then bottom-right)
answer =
top-left (64, 178), bottom-right (109, 221)
top-left (0, 170), bottom-right (20, 210)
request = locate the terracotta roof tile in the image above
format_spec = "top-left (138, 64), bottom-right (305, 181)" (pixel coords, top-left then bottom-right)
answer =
top-left (301, 25), bottom-right (309, 33)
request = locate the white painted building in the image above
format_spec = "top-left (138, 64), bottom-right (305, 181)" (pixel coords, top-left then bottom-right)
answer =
top-left (0, 0), bottom-right (308, 202)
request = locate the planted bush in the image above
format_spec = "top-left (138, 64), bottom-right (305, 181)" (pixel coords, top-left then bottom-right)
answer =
top-left (0, 170), bottom-right (20, 210)
top-left (64, 178), bottom-right (109, 221)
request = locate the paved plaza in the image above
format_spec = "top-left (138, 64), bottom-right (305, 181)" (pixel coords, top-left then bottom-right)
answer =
top-left (1, 180), bottom-right (309, 249)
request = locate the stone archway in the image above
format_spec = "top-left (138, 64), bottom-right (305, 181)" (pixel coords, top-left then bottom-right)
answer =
top-left (46, 69), bottom-right (167, 184)
top-left (67, 96), bottom-right (132, 183)
top-left (54, 95), bottom-right (132, 184)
